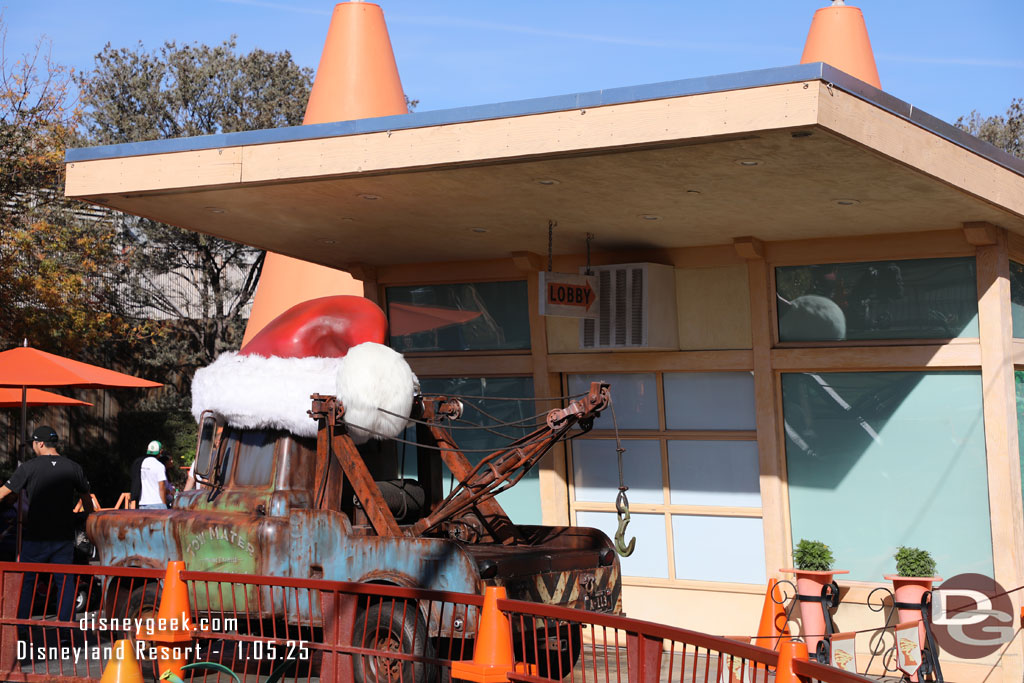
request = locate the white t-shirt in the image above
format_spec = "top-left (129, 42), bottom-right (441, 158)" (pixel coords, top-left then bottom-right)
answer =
top-left (139, 456), bottom-right (167, 505)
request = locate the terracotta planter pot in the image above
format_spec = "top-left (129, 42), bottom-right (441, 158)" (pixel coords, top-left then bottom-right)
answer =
top-left (781, 568), bottom-right (849, 658)
top-left (885, 575), bottom-right (940, 620)
top-left (885, 574), bottom-right (941, 681)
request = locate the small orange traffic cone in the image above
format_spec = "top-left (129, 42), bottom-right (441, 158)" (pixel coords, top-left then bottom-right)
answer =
top-left (137, 561), bottom-right (193, 680)
top-left (451, 586), bottom-right (536, 683)
top-left (776, 638), bottom-right (810, 683)
top-left (800, 1), bottom-right (881, 89)
top-left (98, 639), bottom-right (144, 683)
top-left (752, 578), bottom-right (791, 650)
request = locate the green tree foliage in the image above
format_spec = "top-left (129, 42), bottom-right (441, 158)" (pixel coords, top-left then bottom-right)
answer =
top-left (76, 38), bottom-right (316, 406)
top-left (79, 37), bottom-right (313, 143)
top-left (0, 19), bottom-right (142, 355)
top-left (956, 98), bottom-right (1023, 159)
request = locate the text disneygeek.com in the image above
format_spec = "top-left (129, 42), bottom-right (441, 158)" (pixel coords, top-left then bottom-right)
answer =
top-left (79, 615), bottom-right (238, 633)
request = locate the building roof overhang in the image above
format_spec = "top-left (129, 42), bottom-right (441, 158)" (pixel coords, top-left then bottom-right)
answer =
top-left (64, 63), bottom-right (1024, 270)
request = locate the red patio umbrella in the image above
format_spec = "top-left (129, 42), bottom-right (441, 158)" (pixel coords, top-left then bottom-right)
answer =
top-left (0, 388), bottom-right (92, 408)
top-left (0, 345), bottom-right (161, 459)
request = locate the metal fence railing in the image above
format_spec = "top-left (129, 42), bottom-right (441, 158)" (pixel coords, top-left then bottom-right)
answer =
top-left (0, 561), bottom-right (164, 681)
top-left (0, 561), bottom-right (876, 683)
top-left (499, 596), bottom-right (782, 683)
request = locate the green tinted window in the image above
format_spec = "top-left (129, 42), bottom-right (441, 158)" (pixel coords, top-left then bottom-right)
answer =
top-left (1011, 261), bottom-right (1024, 338)
top-left (407, 376), bottom-right (539, 524)
top-left (776, 257), bottom-right (978, 341)
top-left (783, 371), bottom-right (992, 580)
top-left (386, 282), bottom-right (530, 352)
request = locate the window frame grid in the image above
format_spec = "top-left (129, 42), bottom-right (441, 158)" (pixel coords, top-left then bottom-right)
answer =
top-left (566, 371), bottom-right (765, 591)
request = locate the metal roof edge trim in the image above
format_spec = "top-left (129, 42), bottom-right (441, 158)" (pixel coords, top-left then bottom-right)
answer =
top-left (65, 61), bottom-right (1024, 178)
top-left (817, 64), bottom-right (1024, 177)
top-left (64, 63), bottom-right (829, 163)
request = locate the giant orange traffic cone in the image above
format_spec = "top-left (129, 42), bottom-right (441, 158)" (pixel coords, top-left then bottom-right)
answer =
top-left (242, 1), bottom-right (410, 347)
top-left (451, 586), bottom-right (536, 683)
top-left (137, 561), bottom-right (193, 680)
top-left (800, 0), bottom-right (881, 89)
top-left (98, 639), bottom-right (144, 683)
top-left (752, 578), bottom-right (791, 650)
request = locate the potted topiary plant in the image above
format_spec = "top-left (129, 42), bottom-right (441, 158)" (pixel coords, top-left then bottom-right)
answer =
top-left (782, 539), bottom-right (849, 658)
top-left (885, 547), bottom-right (940, 682)
top-left (886, 547), bottom-right (940, 622)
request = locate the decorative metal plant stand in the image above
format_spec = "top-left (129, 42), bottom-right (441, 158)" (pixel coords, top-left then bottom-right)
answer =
top-left (774, 578), bottom-right (840, 664)
top-left (867, 586), bottom-right (944, 682)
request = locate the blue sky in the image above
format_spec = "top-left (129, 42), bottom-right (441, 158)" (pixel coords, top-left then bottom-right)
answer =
top-left (3, 0), bottom-right (1022, 127)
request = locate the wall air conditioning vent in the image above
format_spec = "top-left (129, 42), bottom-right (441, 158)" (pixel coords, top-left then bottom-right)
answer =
top-left (579, 263), bottom-right (678, 350)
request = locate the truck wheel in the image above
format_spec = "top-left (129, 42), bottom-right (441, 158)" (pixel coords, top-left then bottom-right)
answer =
top-left (74, 576), bottom-right (102, 615)
top-left (111, 583), bottom-right (159, 635)
top-left (353, 600), bottom-right (436, 683)
top-left (522, 623), bottom-right (583, 680)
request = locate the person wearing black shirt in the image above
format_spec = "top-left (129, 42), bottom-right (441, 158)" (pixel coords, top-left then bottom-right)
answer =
top-left (0, 425), bottom-right (93, 643)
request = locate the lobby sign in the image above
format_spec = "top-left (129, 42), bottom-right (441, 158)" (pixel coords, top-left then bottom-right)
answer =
top-left (539, 272), bottom-right (599, 318)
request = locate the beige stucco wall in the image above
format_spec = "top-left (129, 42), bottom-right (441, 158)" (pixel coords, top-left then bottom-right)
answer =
top-left (675, 265), bottom-right (752, 350)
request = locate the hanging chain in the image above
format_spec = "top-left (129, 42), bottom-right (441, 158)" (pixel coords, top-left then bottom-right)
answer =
top-left (547, 219), bottom-right (556, 272)
top-left (585, 233), bottom-right (594, 275)
top-left (610, 399), bottom-right (635, 557)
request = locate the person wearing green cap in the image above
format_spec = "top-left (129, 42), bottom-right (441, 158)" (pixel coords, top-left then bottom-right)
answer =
top-left (137, 440), bottom-right (168, 509)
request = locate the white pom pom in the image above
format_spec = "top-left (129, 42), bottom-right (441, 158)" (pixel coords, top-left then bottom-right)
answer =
top-left (336, 342), bottom-right (418, 444)
top-left (191, 352), bottom-right (342, 437)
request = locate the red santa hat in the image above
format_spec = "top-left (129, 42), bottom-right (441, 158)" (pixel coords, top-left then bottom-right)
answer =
top-left (191, 296), bottom-right (418, 441)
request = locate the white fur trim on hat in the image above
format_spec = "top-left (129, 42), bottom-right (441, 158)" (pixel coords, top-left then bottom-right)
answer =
top-left (336, 342), bottom-right (419, 445)
top-left (191, 352), bottom-right (342, 438)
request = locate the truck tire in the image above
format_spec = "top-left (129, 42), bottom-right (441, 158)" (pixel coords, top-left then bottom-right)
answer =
top-left (522, 623), bottom-right (583, 680)
top-left (353, 600), bottom-right (436, 683)
top-left (74, 576), bottom-right (102, 615)
top-left (111, 583), bottom-right (159, 635)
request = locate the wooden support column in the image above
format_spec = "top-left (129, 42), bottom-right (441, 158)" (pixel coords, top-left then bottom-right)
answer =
top-left (736, 236), bottom-right (789, 577)
top-left (974, 223), bottom-right (1024, 682)
top-left (516, 251), bottom-right (570, 526)
top-left (345, 262), bottom-right (380, 305)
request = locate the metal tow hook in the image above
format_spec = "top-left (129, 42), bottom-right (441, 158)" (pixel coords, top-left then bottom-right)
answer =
top-left (614, 489), bottom-right (635, 557)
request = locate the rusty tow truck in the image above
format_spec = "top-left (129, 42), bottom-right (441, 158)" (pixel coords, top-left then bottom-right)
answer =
top-left (87, 381), bottom-right (620, 679)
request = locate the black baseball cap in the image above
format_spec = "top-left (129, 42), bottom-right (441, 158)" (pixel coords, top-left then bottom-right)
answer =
top-left (31, 426), bottom-right (58, 444)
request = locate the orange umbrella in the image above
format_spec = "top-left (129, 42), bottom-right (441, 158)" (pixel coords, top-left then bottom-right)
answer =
top-left (0, 345), bottom-right (161, 458)
top-left (0, 347), bottom-right (162, 388)
top-left (0, 388), bottom-right (92, 408)
top-left (388, 302), bottom-right (483, 337)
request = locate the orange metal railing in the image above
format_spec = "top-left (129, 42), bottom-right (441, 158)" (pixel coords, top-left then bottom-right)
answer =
top-left (0, 562), bottom-right (876, 683)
